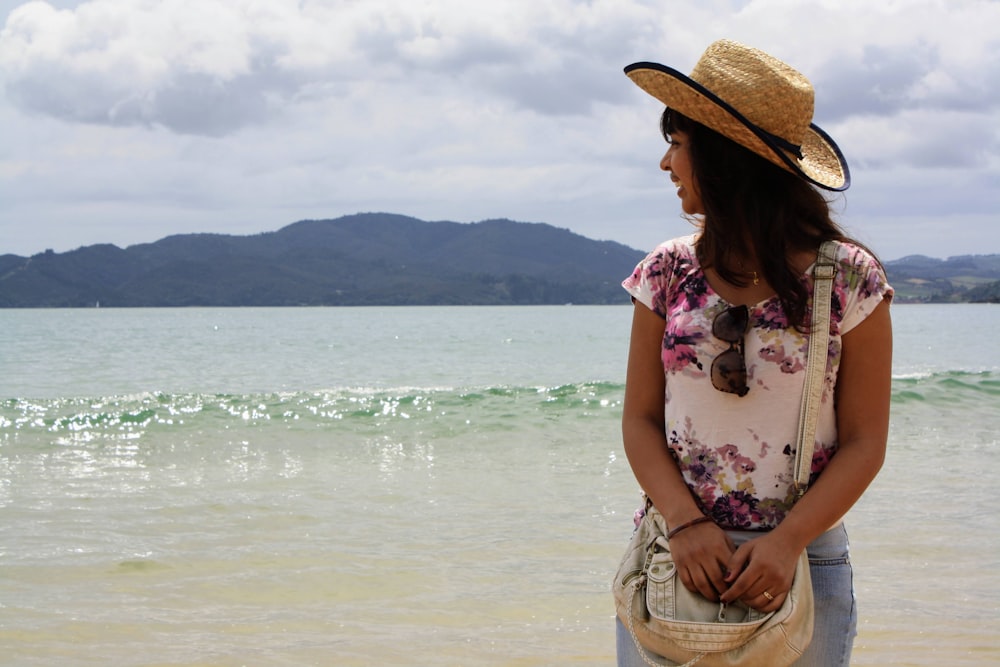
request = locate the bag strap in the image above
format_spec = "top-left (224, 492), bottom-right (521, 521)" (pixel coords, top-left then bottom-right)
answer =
top-left (792, 240), bottom-right (838, 498)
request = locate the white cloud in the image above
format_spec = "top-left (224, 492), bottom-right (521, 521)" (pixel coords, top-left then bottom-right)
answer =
top-left (0, 0), bottom-right (651, 135)
top-left (0, 0), bottom-right (997, 259)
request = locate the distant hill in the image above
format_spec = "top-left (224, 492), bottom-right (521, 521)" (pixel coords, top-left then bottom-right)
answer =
top-left (0, 213), bottom-right (646, 307)
top-left (884, 254), bottom-right (1000, 303)
top-left (1, 213), bottom-right (997, 306)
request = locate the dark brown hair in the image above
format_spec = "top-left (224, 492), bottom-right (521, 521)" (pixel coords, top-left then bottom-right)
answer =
top-left (661, 108), bottom-right (865, 330)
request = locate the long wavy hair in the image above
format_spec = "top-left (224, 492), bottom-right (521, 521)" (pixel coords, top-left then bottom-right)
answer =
top-left (661, 107), bottom-right (868, 330)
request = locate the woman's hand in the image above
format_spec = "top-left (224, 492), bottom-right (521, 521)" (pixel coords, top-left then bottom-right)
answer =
top-left (666, 520), bottom-right (736, 602)
top-left (719, 533), bottom-right (800, 613)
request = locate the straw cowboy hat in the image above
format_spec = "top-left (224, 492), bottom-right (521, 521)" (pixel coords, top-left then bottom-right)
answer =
top-left (625, 39), bottom-right (849, 191)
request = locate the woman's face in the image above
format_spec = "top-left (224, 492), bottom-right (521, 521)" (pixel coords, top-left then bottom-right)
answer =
top-left (660, 130), bottom-right (704, 215)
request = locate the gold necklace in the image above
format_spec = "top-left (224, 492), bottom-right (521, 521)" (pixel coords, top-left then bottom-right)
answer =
top-left (738, 260), bottom-right (760, 286)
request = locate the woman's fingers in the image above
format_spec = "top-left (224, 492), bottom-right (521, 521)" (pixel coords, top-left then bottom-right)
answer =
top-left (753, 588), bottom-right (787, 612)
top-left (671, 526), bottom-right (734, 600)
top-left (679, 562), bottom-right (726, 601)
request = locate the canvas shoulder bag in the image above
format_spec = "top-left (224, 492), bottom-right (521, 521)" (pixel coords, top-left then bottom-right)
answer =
top-left (612, 241), bottom-right (839, 667)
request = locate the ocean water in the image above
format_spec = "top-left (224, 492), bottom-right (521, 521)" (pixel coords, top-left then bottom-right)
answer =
top-left (1, 304), bottom-right (998, 666)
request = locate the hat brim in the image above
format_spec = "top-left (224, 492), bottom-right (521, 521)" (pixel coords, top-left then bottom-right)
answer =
top-left (625, 62), bottom-right (850, 191)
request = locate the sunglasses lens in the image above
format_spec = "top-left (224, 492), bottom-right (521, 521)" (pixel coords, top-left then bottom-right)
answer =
top-left (713, 305), bottom-right (749, 342)
top-left (711, 348), bottom-right (749, 396)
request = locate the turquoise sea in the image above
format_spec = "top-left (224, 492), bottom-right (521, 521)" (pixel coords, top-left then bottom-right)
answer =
top-left (1, 304), bottom-right (998, 666)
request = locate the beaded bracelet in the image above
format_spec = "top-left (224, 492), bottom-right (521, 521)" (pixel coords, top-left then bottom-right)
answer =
top-left (666, 515), bottom-right (713, 540)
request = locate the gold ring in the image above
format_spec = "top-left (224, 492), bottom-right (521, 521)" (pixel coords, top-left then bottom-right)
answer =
top-left (762, 590), bottom-right (774, 601)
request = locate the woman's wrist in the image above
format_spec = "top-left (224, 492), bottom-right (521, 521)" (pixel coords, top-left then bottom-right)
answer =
top-left (768, 510), bottom-right (819, 553)
top-left (666, 514), bottom-right (714, 539)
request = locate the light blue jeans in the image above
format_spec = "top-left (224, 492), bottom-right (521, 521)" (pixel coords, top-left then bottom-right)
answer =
top-left (616, 523), bottom-right (857, 667)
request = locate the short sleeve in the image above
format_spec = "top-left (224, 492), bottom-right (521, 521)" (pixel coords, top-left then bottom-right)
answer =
top-left (834, 243), bottom-right (894, 335)
top-left (622, 236), bottom-right (696, 318)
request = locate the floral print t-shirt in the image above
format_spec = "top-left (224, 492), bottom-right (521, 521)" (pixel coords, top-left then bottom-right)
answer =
top-left (622, 234), bottom-right (893, 531)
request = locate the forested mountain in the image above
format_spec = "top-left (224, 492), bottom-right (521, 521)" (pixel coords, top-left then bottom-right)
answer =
top-left (2, 213), bottom-right (997, 306)
top-left (884, 254), bottom-right (1000, 303)
top-left (0, 213), bottom-right (644, 307)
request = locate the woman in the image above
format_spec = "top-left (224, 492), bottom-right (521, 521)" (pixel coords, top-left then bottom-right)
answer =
top-left (617, 41), bottom-right (893, 666)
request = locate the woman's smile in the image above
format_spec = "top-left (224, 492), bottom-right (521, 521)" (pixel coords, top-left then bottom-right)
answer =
top-left (660, 131), bottom-right (704, 215)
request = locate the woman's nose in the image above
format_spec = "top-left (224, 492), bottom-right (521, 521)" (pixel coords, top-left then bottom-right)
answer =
top-left (659, 150), bottom-right (671, 172)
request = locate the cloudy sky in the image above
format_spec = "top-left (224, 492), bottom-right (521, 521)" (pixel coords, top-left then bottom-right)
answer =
top-left (0, 0), bottom-right (997, 260)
